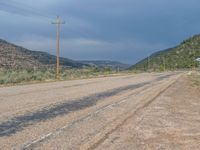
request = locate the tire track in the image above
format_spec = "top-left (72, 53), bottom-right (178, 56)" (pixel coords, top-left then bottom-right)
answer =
top-left (0, 81), bottom-right (150, 137)
top-left (0, 81), bottom-right (99, 97)
top-left (0, 73), bottom-right (176, 137)
top-left (0, 75), bottom-right (136, 98)
top-left (21, 73), bottom-right (179, 150)
top-left (81, 75), bottom-right (181, 150)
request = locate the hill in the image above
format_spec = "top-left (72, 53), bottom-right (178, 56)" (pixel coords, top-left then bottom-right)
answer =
top-left (0, 39), bottom-right (130, 70)
top-left (0, 39), bottom-right (89, 69)
top-left (130, 35), bottom-right (200, 71)
top-left (79, 60), bottom-right (130, 70)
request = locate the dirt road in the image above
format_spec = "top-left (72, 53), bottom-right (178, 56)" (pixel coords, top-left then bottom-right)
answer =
top-left (0, 72), bottom-right (199, 150)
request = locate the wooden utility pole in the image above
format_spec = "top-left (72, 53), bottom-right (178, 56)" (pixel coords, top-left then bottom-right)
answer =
top-left (163, 57), bottom-right (166, 72)
top-left (52, 16), bottom-right (65, 78)
top-left (147, 55), bottom-right (150, 71)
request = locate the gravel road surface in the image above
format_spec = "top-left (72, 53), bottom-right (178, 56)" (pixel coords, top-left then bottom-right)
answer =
top-left (1, 72), bottom-right (197, 150)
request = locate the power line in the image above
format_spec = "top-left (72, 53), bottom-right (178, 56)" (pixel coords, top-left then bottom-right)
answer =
top-left (0, 0), bottom-right (54, 20)
top-left (0, 1), bottom-right (102, 39)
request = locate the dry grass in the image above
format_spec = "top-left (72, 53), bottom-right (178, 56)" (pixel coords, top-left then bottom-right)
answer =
top-left (188, 71), bottom-right (200, 87)
top-left (0, 68), bottom-right (128, 86)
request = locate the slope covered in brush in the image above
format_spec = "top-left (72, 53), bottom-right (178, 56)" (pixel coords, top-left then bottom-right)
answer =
top-left (130, 35), bottom-right (200, 71)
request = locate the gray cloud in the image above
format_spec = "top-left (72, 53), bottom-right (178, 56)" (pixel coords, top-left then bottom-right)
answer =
top-left (1, 0), bottom-right (200, 64)
top-left (14, 36), bottom-right (167, 64)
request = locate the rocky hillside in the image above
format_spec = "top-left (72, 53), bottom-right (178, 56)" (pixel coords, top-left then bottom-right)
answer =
top-left (130, 35), bottom-right (200, 71)
top-left (0, 39), bottom-right (88, 69)
top-left (0, 39), bottom-right (130, 70)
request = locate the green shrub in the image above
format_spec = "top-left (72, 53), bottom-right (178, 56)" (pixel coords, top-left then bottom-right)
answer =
top-left (0, 68), bottom-right (119, 85)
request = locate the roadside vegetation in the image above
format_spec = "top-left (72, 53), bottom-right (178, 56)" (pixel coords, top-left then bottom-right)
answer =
top-left (0, 67), bottom-right (128, 86)
top-left (130, 34), bottom-right (200, 71)
top-left (188, 71), bottom-right (200, 88)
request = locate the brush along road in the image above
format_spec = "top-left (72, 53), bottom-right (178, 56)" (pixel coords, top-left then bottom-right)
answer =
top-left (0, 72), bottom-right (199, 150)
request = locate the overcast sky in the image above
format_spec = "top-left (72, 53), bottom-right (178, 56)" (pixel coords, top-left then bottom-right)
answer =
top-left (0, 0), bottom-right (200, 64)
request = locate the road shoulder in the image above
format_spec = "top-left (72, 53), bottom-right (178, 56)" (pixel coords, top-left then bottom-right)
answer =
top-left (96, 75), bottom-right (200, 150)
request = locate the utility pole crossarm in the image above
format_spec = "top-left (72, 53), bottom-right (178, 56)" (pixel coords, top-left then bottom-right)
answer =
top-left (51, 21), bottom-right (65, 24)
top-left (51, 16), bottom-right (65, 24)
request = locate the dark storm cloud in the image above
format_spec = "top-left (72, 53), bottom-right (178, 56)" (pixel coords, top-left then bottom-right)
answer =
top-left (1, 0), bottom-right (200, 63)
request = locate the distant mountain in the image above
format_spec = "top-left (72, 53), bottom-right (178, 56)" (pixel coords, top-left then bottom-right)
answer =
top-left (0, 39), bottom-right (88, 69)
top-left (79, 60), bottom-right (130, 70)
top-left (130, 34), bottom-right (200, 71)
top-left (0, 39), bottom-right (129, 71)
